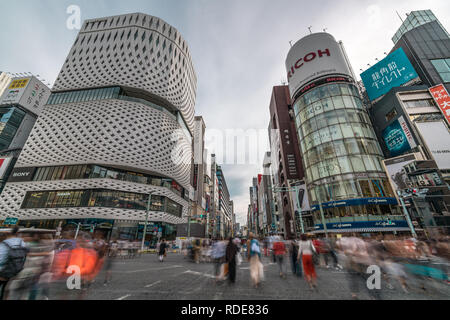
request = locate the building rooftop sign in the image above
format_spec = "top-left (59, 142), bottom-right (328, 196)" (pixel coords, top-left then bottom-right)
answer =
top-left (360, 48), bottom-right (419, 102)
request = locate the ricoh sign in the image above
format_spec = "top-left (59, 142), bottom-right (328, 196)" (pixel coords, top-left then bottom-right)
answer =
top-left (285, 33), bottom-right (353, 100)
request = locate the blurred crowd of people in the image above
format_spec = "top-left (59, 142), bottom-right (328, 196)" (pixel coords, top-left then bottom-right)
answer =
top-left (0, 227), bottom-right (143, 300)
top-left (178, 232), bottom-right (449, 297)
top-left (1, 225), bottom-right (449, 300)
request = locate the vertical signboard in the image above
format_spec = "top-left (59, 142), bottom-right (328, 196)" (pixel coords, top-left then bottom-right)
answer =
top-left (0, 157), bottom-right (13, 179)
top-left (0, 76), bottom-right (51, 116)
top-left (383, 116), bottom-right (417, 157)
top-left (360, 48), bottom-right (419, 101)
top-left (429, 84), bottom-right (450, 126)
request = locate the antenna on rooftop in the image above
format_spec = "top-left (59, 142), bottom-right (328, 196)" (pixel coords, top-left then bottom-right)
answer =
top-left (396, 10), bottom-right (405, 23)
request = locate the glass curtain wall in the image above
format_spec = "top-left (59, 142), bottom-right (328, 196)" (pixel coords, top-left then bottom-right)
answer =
top-left (21, 189), bottom-right (183, 218)
top-left (293, 82), bottom-right (393, 206)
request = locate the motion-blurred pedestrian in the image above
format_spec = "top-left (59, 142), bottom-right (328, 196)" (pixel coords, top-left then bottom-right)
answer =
top-left (248, 233), bottom-right (263, 288)
top-left (225, 237), bottom-right (238, 284)
top-left (297, 234), bottom-right (317, 290)
top-left (273, 236), bottom-right (287, 278)
top-left (158, 239), bottom-right (168, 262)
top-left (0, 226), bottom-right (28, 300)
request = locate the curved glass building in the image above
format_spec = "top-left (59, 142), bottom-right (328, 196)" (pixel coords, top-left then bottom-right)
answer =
top-left (286, 33), bottom-right (406, 234)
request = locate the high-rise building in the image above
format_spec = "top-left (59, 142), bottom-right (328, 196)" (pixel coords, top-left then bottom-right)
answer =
top-left (268, 85), bottom-right (304, 239)
top-left (248, 177), bottom-right (259, 235)
top-left (0, 13), bottom-right (196, 242)
top-left (192, 116), bottom-right (208, 224)
top-left (0, 72), bottom-right (12, 98)
top-left (209, 155), bottom-right (233, 238)
top-left (286, 33), bottom-right (406, 236)
top-left (217, 165), bottom-right (233, 238)
top-left (361, 9), bottom-right (450, 236)
top-left (0, 76), bottom-right (51, 194)
top-left (392, 10), bottom-right (450, 93)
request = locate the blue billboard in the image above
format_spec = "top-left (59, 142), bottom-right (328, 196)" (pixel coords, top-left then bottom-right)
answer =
top-left (314, 220), bottom-right (409, 231)
top-left (311, 197), bottom-right (398, 211)
top-left (382, 116), bottom-right (417, 157)
top-left (360, 48), bottom-right (418, 101)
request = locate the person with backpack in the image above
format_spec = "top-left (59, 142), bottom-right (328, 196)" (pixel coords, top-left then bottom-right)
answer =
top-left (0, 226), bottom-right (29, 300)
top-left (247, 233), bottom-right (263, 288)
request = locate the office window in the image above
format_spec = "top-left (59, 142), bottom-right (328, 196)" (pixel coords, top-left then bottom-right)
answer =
top-left (385, 108), bottom-right (398, 122)
top-left (431, 58), bottom-right (450, 82)
top-left (404, 99), bottom-right (435, 108)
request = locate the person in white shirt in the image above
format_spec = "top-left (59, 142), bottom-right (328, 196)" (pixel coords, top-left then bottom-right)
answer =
top-left (297, 234), bottom-right (317, 290)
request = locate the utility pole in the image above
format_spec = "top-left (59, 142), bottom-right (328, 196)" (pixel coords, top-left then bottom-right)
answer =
top-left (74, 222), bottom-right (81, 240)
top-left (187, 203), bottom-right (192, 239)
top-left (141, 193), bottom-right (152, 251)
top-left (397, 191), bottom-right (417, 238)
top-left (316, 189), bottom-right (328, 238)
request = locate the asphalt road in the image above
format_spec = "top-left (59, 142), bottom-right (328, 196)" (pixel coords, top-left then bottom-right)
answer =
top-left (47, 252), bottom-right (450, 300)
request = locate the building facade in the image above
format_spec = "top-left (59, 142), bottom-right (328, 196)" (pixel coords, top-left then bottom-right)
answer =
top-left (0, 72), bottom-right (12, 98)
top-left (0, 76), bottom-right (51, 195)
top-left (360, 9), bottom-right (450, 236)
top-left (0, 13), bottom-right (196, 242)
top-left (287, 33), bottom-right (404, 235)
top-left (391, 10), bottom-right (450, 93)
top-left (268, 85), bottom-right (304, 239)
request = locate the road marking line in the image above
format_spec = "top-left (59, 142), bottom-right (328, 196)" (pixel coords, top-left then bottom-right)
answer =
top-left (125, 265), bottom-right (183, 273)
top-left (183, 270), bottom-right (215, 279)
top-left (145, 280), bottom-right (162, 288)
top-left (116, 294), bottom-right (131, 300)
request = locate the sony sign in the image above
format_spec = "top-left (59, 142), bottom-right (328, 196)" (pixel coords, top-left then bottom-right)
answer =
top-left (8, 167), bottom-right (36, 182)
top-left (285, 33), bottom-right (353, 100)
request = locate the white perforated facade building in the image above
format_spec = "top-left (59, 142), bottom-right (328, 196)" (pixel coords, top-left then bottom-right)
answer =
top-left (0, 13), bottom-right (197, 232)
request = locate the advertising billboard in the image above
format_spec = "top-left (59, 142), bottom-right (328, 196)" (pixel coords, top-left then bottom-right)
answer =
top-left (292, 184), bottom-right (311, 213)
top-left (383, 153), bottom-right (417, 196)
top-left (0, 76), bottom-right (51, 116)
top-left (383, 116), bottom-right (417, 157)
top-left (285, 33), bottom-right (352, 100)
top-left (360, 48), bottom-right (419, 101)
top-left (415, 121), bottom-right (450, 170)
top-left (429, 84), bottom-right (450, 126)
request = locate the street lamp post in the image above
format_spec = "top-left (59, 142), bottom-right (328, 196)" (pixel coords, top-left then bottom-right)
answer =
top-left (141, 193), bottom-right (152, 251)
top-left (187, 204), bottom-right (192, 239)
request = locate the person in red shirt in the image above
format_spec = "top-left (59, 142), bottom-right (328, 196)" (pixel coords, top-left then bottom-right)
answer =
top-left (273, 236), bottom-right (287, 278)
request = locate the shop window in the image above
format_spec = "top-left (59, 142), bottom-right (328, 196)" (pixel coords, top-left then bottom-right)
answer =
top-left (359, 180), bottom-right (373, 198)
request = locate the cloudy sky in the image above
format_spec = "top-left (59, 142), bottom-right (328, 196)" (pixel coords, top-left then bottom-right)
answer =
top-left (1, 0), bottom-right (449, 225)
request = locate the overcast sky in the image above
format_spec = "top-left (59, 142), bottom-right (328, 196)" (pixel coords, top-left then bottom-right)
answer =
top-left (1, 0), bottom-right (449, 225)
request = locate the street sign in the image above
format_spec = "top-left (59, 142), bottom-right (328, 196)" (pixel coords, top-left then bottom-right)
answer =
top-left (4, 217), bottom-right (18, 225)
